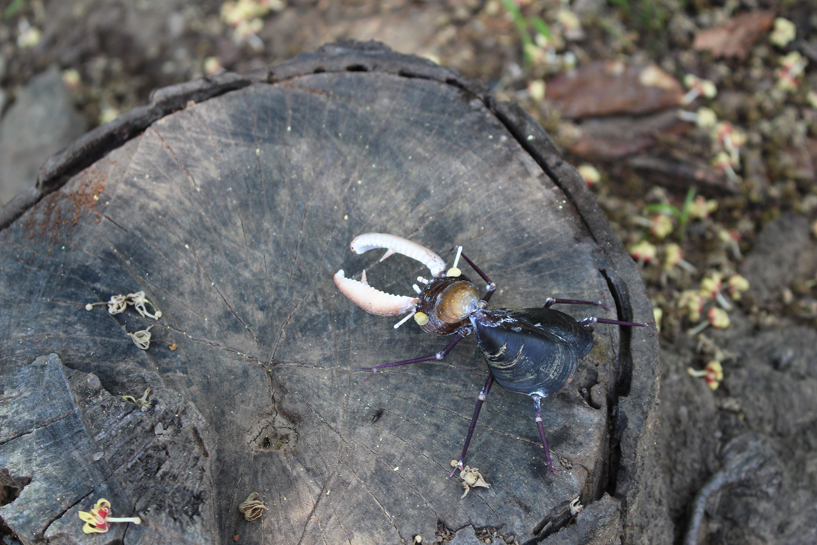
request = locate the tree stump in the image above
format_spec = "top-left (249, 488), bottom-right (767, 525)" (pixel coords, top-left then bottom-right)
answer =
top-left (0, 42), bottom-right (661, 545)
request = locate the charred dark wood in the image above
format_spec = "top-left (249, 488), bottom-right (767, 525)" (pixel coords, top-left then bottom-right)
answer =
top-left (0, 41), bottom-right (661, 544)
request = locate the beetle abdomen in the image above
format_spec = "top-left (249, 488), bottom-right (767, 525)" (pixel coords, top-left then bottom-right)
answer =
top-left (472, 308), bottom-right (594, 397)
top-left (511, 308), bottom-right (595, 358)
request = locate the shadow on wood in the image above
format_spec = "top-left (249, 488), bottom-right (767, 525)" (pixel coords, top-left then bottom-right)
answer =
top-left (0, 41), bottom-right (661, 545)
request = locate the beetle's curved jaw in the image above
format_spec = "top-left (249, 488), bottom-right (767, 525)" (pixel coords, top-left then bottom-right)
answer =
top-left (335, 233), bottom-right (447, 318)
top-left (350, 233), bottom-right (446, 278)
top-left (334, 270), bottom-right (419, 317)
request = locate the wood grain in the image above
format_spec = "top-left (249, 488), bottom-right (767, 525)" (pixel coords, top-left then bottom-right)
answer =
top-left (0, 42), bottom-right (658, 545)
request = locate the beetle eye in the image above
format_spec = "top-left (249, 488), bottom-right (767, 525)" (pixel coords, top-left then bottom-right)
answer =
top-left (447, 267), bottom-right (462, 277)
top-left (414, 312), bottom-right (430, 326)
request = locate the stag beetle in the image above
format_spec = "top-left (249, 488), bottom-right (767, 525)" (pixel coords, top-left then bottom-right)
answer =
top-left (334, 233), bottom-right (647, 475)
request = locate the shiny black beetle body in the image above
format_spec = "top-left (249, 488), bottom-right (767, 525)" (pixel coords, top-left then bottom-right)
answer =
top-left (363, 252), bottom-right (646, 476)
top-left (346, 241), bottom-right (647, 476)
top-left (472, 306), bottom-right (594, 397)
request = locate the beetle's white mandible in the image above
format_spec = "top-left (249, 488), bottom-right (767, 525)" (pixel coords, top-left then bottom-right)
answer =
top-left (334, 233), bottom-right (446, 317)
top-left (350, 233), bottom-right (446, 277)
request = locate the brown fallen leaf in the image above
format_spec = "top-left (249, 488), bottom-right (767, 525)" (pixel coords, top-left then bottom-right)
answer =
top-left (692, 11), bottom-right (776, 59)
top-left (567, 110), bottom-right (689, 159)
top-left (546, 61), bottom-right (684, 119)
top-left (627, 154), bottom-right (741, 195)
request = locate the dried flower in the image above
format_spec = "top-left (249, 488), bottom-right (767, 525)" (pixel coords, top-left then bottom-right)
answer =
top-left (652, 306), bottom-right (663, 332)
top-left (682, 74), bottom-right (717, 104)
top-left (700, 273), bottom-right (723, 301)
top-left (712, 122), bottom-right (746, 164)
top-left (62, 69), bottom-right (81, 89)
top-left (769, 18), bottom-right (796, 48)
top-left (629, 240), bottom-right (657, 264)
top-left (712, 151), bottom-right (738, 181)
top-left (451, 460), bottom-right (490, 498)
top-left (122, 387), bottom-right (151, 407)
top-left (708, 307), bottom-right (730, 329)
top-left (79, 498), bottom-right (141, 534)
top-left (234, 17), bottom-right (263, 39)
top-left (239, 492), bottom-right (268, 521)
top-left (524, 43), bottom-right (549, 66)
top-left (776, 51), bottom-right (807, 91)
top-left (678, 289), bottom-right (704, 322)
top-left (128, 291), bottom-right (162, 320)
top-left (528, 79), bottom-right (546, 101)
top-left (204, 56), bottom-right (223, 76)
top-left (128, 326), bottom-right (154, 350)
top-left (688, 360), bottom-right (724, 390)
top-left (556, 9), bottom-right (581, 32)
top-left (650, 215), bottom-right (674, 239)
top-left (17, 20), bottom-right (41, 49)
top-left (688, 196), bottom-right (718, 221)
top-left (727, 274), bottom-right (750, 300)
top-left (577, 164), bottom-right (600, 186)
top-left (664, 243), bottom-right (682, 270)
top-left (677, 107), bottom-right (717, 128)
top-left (220, 0), bottom-right (280, 26)
top-left (85, 291), bottom-right (161, 319)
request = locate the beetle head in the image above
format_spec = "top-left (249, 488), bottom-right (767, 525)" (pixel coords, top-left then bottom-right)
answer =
top-left (415, 276), bottom-right (480, 335)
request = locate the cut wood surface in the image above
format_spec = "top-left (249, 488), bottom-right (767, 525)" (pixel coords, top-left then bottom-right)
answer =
top-left (0, 42), bottom-right (658, 545)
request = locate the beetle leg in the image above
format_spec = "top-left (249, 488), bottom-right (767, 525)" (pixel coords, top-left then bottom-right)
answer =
top-left (452, 247), bottom-right (497, 303)
top-left (543, 297), bottom-right (610, 312)
top-left (450, 373), bottom-right (495, 477)
top-left (532, 395), bottom-right (557, 475)
top-left (578, 316), bottom-right (648, 328)
top-left (362, 331), bottom-right (467, 375)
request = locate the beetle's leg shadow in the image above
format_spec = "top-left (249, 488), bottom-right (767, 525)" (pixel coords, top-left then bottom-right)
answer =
top-left (450, 373), bottom-right (495, 477)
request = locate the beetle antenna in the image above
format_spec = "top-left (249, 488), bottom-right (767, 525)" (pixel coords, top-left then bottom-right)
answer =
top-left (393, 311), bottom-right (417, 329)
top-left (452, 245), bottom-right (463, 269)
